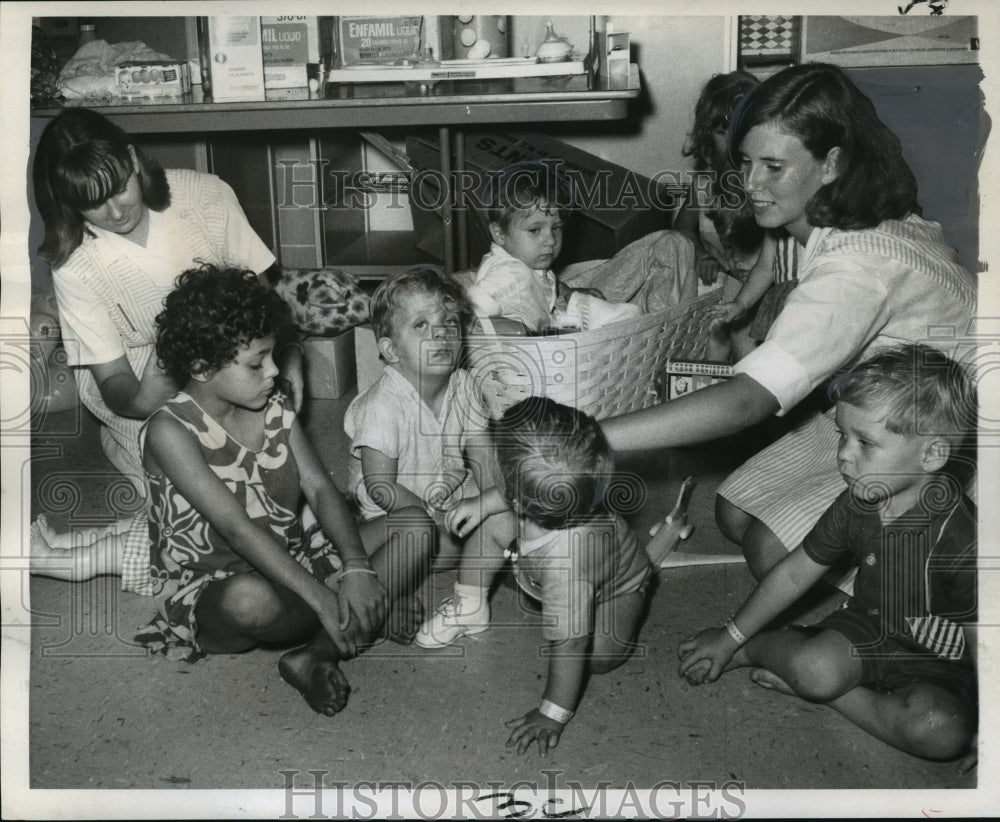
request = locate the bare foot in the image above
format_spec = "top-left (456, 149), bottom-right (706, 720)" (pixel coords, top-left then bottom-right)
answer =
top-left (385, 594), bottom-right (424, 646)
top-left (749, 667), bottom-right (796, 696)
top-left (278, 647), bottom-right (351, 715)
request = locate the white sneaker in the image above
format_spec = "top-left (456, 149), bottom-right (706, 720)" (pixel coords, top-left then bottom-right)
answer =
top-left (414, 595), bottom-right (490, 649)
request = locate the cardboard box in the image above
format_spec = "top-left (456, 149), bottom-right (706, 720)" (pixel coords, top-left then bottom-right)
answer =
top-left (115, 61), bottom-right (191, 99)
top-left (197, 17), bottom-right (266, 101)
top-left (353, 325), bottom-right (384, 395)
top-left (406, 131), bottom-right (674, 268)
top-left (261, 16), bottom-right (320, 88)
top-left (302, 332), bottom-right (357, 399)
top-left (337, 15), bottom-right (422, 66)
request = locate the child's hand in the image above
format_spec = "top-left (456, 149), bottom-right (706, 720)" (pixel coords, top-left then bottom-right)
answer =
top-left (337, 569), bottom-right (388, 640)
top-left (313, 588), bottom-right (357, 657)
top-left (444, 497), bottom-right (486, 539)
top-left (505, 709), bottom-right (565, 757)
top-left (704, 300), bottom-right (747, 328)
top-left (677, 627), bottom-right (738, 685)
top-left (695, 256), bottom-right (721, 286)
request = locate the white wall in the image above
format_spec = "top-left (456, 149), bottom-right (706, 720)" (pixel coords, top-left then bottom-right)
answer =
top-left (563, 15), bottom-right (733, 181)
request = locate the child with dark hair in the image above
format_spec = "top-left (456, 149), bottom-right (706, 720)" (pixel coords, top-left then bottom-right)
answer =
top-left (466, 161), bottom-right (641, 334)
top-left (678, 70), bottom-right (803, 359)
top-left (679, 343), bottom-right (978, 768)
top-left (486, 397), bottom-right (652, 756)
top-left (134, 265), bottom-right (430, 716)
top-left (345, 267), bottom-right (517, 647)
top-left (678, 70), bottom-right (763, 288)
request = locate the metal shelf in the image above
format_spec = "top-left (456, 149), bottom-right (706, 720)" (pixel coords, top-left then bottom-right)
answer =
top-left (30, 67), bottom-right (640, 134)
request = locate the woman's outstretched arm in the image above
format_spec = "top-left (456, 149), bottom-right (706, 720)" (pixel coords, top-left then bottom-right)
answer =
top-left (601, 372), bottom-right (779, 452)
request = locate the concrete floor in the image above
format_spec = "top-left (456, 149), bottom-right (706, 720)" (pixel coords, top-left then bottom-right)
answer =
top-left (18, 386), bottom-right (983, 815)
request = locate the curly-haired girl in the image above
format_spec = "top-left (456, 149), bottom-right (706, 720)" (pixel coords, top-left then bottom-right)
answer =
top-left (134, 265), bottom-right (431, 715)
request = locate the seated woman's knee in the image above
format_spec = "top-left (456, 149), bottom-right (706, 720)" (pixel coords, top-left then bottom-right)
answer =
top-left (741, 519), bottom-right (790, 580)
top-left (715, 495), bottom-right (750, 545)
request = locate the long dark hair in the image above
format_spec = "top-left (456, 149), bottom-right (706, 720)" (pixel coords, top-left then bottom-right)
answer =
top-left (33, 108), bottom-right (170, 267)
top-left (731, 62), bottom-right (918, 230)
top-left (683, 70), bottom-right (760, 173)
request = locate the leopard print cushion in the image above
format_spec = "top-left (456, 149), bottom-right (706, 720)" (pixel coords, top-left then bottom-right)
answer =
top-left (275, 268), bottom-right (371, 337)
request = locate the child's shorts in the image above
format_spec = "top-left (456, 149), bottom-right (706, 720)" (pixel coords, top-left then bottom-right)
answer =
top-left (806, 605), bottom-right (977, 706)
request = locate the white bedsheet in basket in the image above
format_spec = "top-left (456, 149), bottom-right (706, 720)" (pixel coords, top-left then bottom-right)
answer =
top-left (465, 287), bottom-right (724, 421)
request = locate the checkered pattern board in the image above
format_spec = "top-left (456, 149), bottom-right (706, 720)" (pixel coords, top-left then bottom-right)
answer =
top-left (740, 15), bottom-right (797, 56)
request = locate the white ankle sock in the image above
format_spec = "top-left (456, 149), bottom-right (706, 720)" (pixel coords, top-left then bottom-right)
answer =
top-left (453, 582), bottom-right (486, 611)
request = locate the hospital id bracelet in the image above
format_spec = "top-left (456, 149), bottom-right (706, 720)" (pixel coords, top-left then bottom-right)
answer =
top-left (725, 616), bottom-right (747, 646)
top-left (539, 699), bottom-right (574, 724)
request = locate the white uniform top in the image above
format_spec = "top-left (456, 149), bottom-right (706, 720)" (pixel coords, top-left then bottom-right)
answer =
top-left (51, 169), bottom-right (275, 493)
top-left (53, 168), bottom-right (275, 367)
top-left (735, 214), bottom-right (976, 415)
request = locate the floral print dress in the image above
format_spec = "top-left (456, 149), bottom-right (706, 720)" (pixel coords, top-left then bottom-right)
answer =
top-left (135, 392), bottom-right (341, 661)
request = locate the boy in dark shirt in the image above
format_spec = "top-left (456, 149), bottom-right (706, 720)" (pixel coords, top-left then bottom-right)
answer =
top-left (678, 343), bottom-right (977, 768)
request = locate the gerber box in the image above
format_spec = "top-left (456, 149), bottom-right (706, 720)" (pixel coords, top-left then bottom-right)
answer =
top-left (406, 131), bottom-right (673, 267)
top-left (116, 61), bottom-right (191, 99)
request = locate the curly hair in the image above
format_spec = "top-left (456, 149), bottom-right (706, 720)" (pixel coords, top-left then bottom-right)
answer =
top-left (480, 160), bottom-right (577, 231)
top-left (489, 397), bottom-right (613, 530)
top-left (370, 265), bottom-right (473, 341)
top-left (731, 63), bottom-right (918, 230)
top-left (155, 265), bottom-right (294, 384)
top-left (683, 71), bottom-right (760, 173)
top-left (34, 108), bottom-right (170, 267)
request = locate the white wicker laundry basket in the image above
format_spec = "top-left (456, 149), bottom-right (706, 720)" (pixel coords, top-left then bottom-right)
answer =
top-left (465, 287), bottom-right (723, 420)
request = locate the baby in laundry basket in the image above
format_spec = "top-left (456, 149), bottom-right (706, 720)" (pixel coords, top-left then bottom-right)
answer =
top-left (465, 160), bottom-right (643, 335)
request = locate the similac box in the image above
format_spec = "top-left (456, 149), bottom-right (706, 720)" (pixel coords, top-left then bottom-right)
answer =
top-left (261, 16), bottom-right (320, 88)
top-left (196, 16), bottom-right (265, 101)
